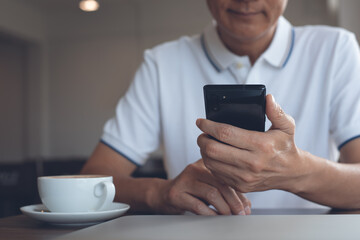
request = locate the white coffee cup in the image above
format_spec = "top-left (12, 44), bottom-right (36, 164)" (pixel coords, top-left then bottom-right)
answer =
top-left (38, 175), bottom-right (116, 213)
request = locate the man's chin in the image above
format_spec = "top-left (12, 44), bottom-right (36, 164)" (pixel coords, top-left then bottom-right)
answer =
top-left (225, 28), bottom-right (268, 43)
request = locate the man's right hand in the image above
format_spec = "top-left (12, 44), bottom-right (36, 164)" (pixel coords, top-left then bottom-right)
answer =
top-left (149, 159), bottom-right (251, 215)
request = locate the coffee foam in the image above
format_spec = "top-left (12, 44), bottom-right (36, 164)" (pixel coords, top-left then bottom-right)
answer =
top-left (42, 175), bottom-right (109, 179)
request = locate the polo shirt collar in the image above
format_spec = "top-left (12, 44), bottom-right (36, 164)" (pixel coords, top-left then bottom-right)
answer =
top-left (263, 16), bottom-right (294, 68)
top-left (202, 16), bottom-right (294, 72)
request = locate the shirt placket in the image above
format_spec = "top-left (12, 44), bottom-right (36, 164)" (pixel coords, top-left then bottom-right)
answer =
top-left (229, 58), bottom-right (251, 84)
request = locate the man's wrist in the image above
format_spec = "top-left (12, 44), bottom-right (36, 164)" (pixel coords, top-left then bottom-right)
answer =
top-left (144, 178), bottom-right (169, 212)
top-left (288, 150), bottom-right (330, 195)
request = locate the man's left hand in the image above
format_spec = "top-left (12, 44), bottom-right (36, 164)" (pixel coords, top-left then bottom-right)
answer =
top-left (196, 94), bottom-right (310, 193)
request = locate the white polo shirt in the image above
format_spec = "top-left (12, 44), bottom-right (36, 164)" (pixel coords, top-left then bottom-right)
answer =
top-left (101, 16), bottom-right (360, 208)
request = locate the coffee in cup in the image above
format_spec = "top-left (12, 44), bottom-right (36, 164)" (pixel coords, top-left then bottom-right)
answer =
top-left (38, 175), bottom-right (116, 213)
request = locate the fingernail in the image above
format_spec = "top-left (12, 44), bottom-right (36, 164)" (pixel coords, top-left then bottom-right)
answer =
top-left (245, 206), bottom-right (251, 215)
top-left (271, 95), bottom-right (276, 103)
top-left (238, 210), bottom-right (246, 216)
top-left (196, 118), bottom-right (200, 126)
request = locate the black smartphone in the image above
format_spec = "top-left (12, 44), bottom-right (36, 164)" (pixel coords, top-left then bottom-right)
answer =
top-left (203, 84), bottom-right (266, 132)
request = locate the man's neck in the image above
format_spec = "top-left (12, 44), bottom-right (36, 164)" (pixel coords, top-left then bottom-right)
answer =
top-left (217, 25), bottom-right (277, 65)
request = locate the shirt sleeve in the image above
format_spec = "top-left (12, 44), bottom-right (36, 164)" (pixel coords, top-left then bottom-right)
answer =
top-left (329, 31), bottom-right (360, 149)
top-left (101, 50), bottom-right (161, 166)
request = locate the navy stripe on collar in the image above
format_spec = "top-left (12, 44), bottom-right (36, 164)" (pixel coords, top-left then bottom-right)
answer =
top-left (201, 28), bottom-right (295, 71)
top-left (200, 34), bottom-right (221, 73)
top-left (282, 28), bottom-right (295, 68)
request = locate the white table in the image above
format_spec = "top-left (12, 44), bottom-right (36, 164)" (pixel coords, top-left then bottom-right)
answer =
top-left (58, 214), bottom-right (360, 240)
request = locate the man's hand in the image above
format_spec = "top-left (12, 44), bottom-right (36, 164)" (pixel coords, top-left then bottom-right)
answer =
top-left (196, 94), bottom-right (310, 194)
top-left (150, 159), bottom-right (251, 216)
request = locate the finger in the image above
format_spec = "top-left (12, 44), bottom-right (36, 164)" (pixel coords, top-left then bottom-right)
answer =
top-left (203, 158), bottom-right (250, 191)
top-left (217, 185), bottom-right (246, 215)
top-left (196, 118), bottom-right (263, 151)
top-left (197, 133), bottom-right (253, 167)
top-left (196, 161), bottom-right (238, 190)
top-left (188, 181), bottom-right (231, 215)
top-left (266, 94), bottom-right (295, 135)
top-left (175, 192), bottom-right (218, 216)
top-left (236, 192), bottom-right (252, 215)
top-left (199, 170), bottom-right (249, 215)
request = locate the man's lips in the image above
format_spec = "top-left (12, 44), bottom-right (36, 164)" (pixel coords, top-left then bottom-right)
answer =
top-left (227, 8), bottom-right (261, 16)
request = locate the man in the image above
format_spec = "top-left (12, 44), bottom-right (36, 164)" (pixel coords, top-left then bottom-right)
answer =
top-left (81, 0), bottom-right (360, 215)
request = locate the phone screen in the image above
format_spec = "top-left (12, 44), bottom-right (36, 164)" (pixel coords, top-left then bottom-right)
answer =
top-left (203, 84), bottom-right (266, 132)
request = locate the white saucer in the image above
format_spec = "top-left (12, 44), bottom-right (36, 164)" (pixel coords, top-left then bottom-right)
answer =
top-left (20, 202), bottom-right (130, 225)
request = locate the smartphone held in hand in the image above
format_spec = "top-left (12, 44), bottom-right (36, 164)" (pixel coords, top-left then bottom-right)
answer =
top-left (203, 84), bottom-right (266, 132)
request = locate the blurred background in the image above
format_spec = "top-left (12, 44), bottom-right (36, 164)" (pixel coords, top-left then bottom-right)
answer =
top-left (0, 0), bottom-right (359, 217)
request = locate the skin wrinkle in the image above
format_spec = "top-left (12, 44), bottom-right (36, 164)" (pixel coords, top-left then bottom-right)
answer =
top-left (197, 119), bottom-right (261, 152)
top-left (200, 136), bottom-right (252, 167)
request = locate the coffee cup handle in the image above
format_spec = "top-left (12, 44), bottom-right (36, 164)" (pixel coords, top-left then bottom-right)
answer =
top-left (95, 181), bottom-right (116, 211)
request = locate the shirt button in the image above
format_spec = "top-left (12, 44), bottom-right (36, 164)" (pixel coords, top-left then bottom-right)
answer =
top-left (236, 62), bottom-right (243, 69)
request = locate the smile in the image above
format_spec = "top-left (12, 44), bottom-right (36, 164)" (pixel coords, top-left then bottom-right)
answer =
top-left (227, 8), bottom-right (261, 17)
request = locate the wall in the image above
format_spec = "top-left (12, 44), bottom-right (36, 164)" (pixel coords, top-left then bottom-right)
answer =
top-left (284, 0), bottom-right (337, 26)
top-left (0, 0), bottom-right (46, 42)
top-left (0, 36), bottom-right (26, 162)
top-left (338, 0), bottom-right (360, 39)
top-left (0, 0), bottom-right (48, 162)
top-left (46, 0), bottom-right (211, 157)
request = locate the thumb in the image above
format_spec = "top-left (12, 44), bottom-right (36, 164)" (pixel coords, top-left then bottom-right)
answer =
top-left (266, 94), bottom-right (295, 135)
